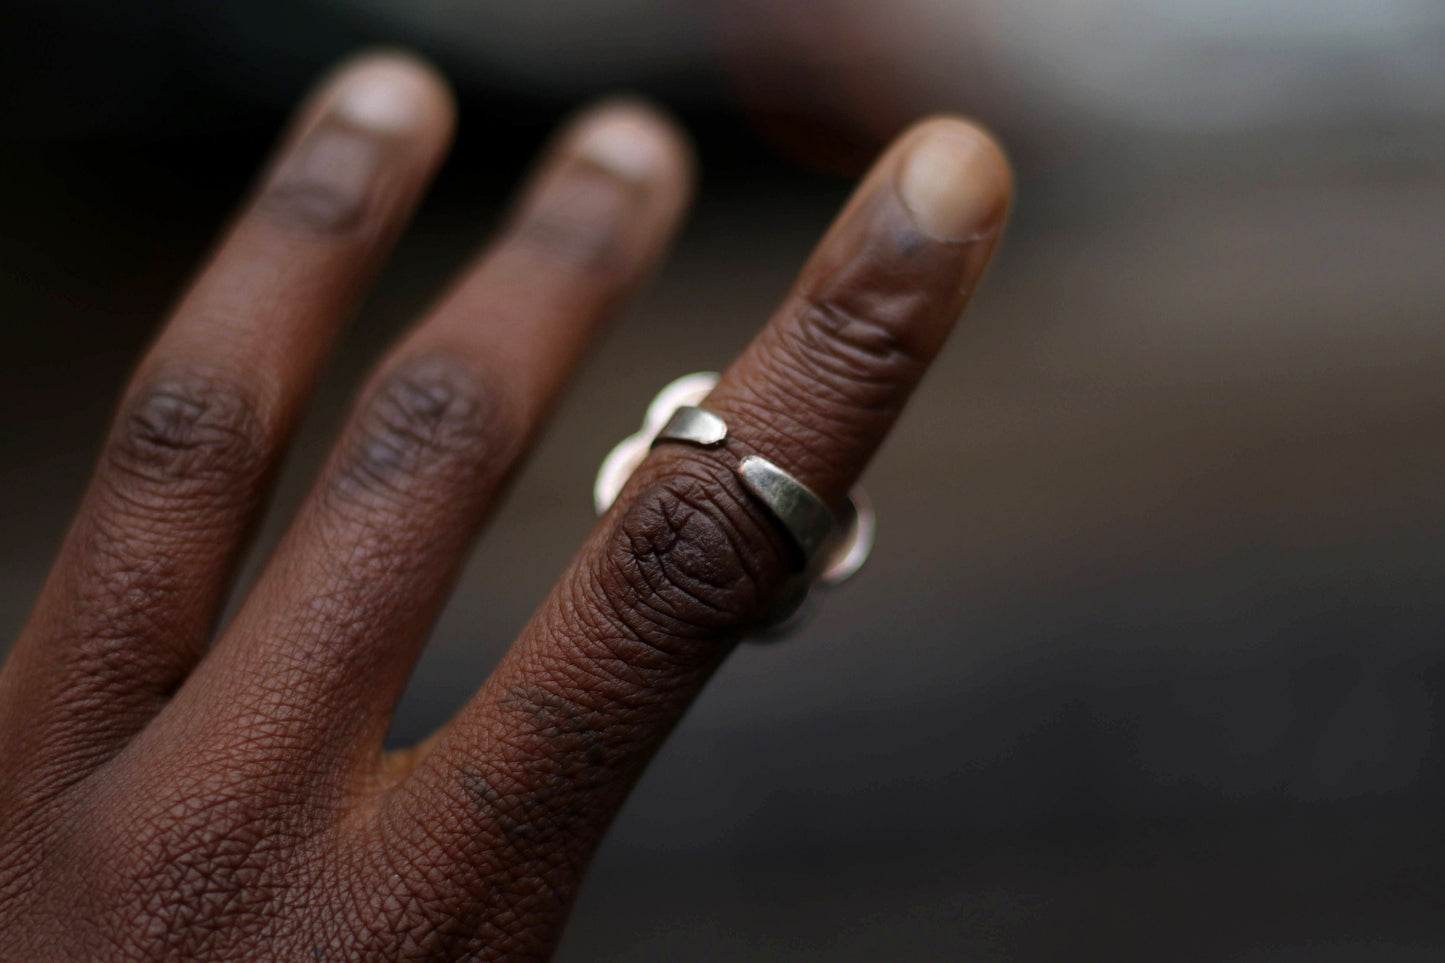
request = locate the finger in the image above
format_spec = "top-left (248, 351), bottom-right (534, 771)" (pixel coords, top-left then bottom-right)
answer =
top-left (384, 118), bottom-right (1011, 957)
top-left (0, 54), bottom-right (454, 787)
top-left (148, 103), bottom-right (693, 789)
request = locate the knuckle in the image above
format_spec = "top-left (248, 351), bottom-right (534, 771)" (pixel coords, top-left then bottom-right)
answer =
top-left (109, 369), bottom-right (271, 494)
top-left (334, 354), bottom-right (517, 507)
top-left (506, 173), bottom-right (631, 276)
top-left (260, 126), bottom-right (381, 236)
top-left (513, 214), bottom-right (615, 273)
top-left (597, 467), bottom-right (775, 647)
top-left (262, 178), bottom-right (368, 235)
top-left (785, 291), bottom-right (927, 406)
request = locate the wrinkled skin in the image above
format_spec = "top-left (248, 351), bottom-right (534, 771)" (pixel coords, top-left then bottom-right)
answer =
top-left (0, 52), bottom-right (1011, 960)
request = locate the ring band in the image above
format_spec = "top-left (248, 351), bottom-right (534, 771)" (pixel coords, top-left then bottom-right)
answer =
top-left (593, 373), bottom-right (875, 626)
top-left (654, 405), bottom-right (727, 449)
top-left (735, 454), bottom-right (840, 567)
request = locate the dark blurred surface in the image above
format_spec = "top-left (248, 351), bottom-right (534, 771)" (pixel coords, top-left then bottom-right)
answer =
top-left (2, 2), bottom-right (1444, 960)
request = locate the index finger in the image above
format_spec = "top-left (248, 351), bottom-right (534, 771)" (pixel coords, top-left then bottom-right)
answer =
top-left (380, 118), bottom-right (1011, 958)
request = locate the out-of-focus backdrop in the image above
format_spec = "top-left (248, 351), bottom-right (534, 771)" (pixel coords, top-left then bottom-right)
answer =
top-left (3, 2), bottom-right (1444, 959)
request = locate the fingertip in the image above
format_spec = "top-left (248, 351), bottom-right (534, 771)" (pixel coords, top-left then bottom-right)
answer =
top-left (565, 98), bottom-right (696, 201)
top-left (893, 116), bottom-right (1013, 243)
top-left (313, 49), bottom-right (457, 144)
top-left (257, 52), bottom-right (455, 236)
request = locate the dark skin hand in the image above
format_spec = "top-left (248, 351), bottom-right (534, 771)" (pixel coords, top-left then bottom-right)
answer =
top-left (0, 53), bottom-right (1011, 959)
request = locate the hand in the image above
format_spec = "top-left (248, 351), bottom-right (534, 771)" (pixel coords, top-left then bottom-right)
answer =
top-left (0, 52), bottom-right (1010, 960)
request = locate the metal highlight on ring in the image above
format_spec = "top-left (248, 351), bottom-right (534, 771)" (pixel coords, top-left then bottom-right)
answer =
top-left (654, 405), bottom-right (727, 448)
top-left (735, 454), bottom-right (837, 564)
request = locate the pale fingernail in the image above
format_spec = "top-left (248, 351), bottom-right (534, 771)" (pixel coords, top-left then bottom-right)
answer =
top-left (263, 58), bottom-right (444, 232)
top-left (331, 58), bottom-right (438, 134)
top-left (897, 124), bottom-right (1009, 243)
top-left (573, 107), bottom-right (674, 183)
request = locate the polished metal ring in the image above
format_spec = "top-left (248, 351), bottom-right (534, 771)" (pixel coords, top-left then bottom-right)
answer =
top-left (593, 373), bottom-right (875, 618)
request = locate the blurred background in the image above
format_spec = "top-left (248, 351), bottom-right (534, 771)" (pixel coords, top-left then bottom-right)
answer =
top-left (2, 1), bottom-right (1444, 959)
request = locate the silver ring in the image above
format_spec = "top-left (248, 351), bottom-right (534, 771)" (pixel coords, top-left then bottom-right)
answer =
top-left (593, 372), bottom-right (875, 608)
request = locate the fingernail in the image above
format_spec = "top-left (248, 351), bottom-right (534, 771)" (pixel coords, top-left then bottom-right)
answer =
top-left (261, 58), bottom-right (444, 233)
top-left (572, 107), bottom-right (673, 183)
top-left (897, 125), bottom-right (1008, 243)
top-left (330, 58), bottom-right (437, 134)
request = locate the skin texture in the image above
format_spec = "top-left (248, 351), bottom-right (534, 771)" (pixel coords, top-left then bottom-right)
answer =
top-left (0, 52), bottom-right (1012, 961)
